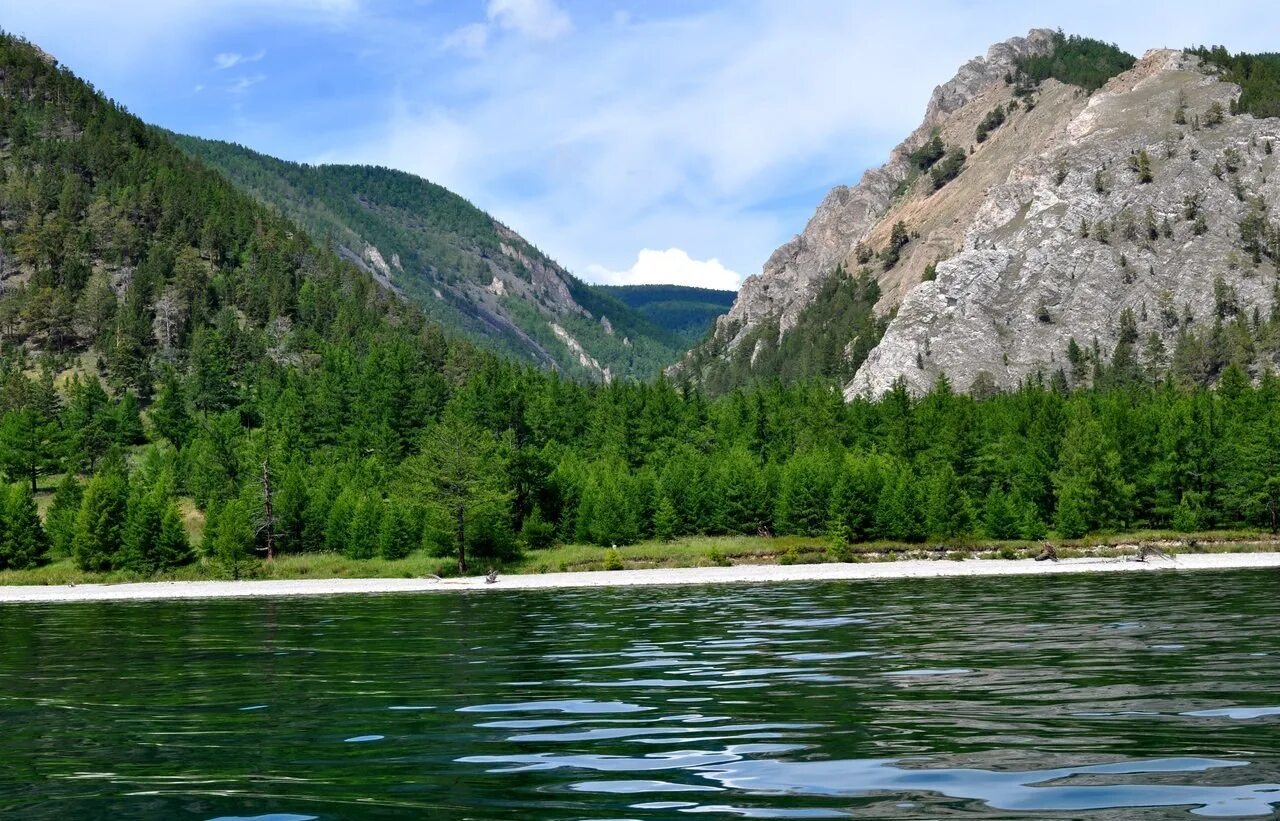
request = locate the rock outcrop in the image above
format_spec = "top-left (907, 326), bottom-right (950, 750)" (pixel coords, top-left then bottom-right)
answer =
top-left (686, 29), bottom-right (1056, 355)
top-left (678, 31), bottom-right (1280, 399)
top-left (849, 49), bottom-right (1279, 397)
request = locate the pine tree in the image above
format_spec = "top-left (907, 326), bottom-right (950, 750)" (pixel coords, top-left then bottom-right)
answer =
top-left (653, 495), bottom-right (677, 542)
top-left (877, 465), bottom-right (925, 542)
top-left (829, 454), bottom-right (884, 542)
top-left (1054, 479), bottom-right (1091, 538)
top-left (44, 474), bottom-right (83, 558)
top-left (153, 500), bottom-right (193, 570)
top-left (346, 495), bottom-right (383, 559)
top-left (924, 465), bottom-right (970, 539)
top-left (72, 469), bottom-right (129, 571)
top-left (0, 407), bottom-right (61, 493)
top-left (982, 487), bottom-right (1019, 540)
top-left (379, 504), bottom-right (421, 559)
top-left (0, 483), bottom-right (49, 569)
top-left (775, 451), bottom-right (837, 536)
top-left (324, 486), bottom-right (358, 555)
top-left (397, 417), bottom-right (511, 573)
top-left (120, 486), bottom-right (164, 573)
top-left (211, 498), bottom-right (255, 580)
top-left (149, 372), bottom-right (193, 449)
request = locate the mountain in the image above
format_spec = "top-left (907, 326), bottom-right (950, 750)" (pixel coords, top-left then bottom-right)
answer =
top-left (676, 30), bottom-right (1280, 398)
top-left (594, 284), bottom-right (735, 346)
top-left (171, 135), bottom-right (682, 381)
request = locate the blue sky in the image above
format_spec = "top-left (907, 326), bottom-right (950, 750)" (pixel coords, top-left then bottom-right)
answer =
top-left (3, 1), bottom-right (1277, 289)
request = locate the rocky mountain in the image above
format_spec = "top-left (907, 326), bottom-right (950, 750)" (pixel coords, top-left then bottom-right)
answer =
top-left (172, 136), bottom-right (683, 381)
top-left (676, 30), bottom-right (1280, 398)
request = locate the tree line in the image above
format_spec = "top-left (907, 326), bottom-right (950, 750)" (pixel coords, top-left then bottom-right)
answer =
top-left (6, 345), bottom-right (1280, 575)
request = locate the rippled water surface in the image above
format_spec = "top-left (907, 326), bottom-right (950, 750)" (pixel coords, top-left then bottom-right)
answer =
top-left (3, 570), bottom-right (1280, 819)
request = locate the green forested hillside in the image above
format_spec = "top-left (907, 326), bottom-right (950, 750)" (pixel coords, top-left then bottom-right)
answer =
top-left (171, 135), bottom-right (682, 380)
top-left (1188, 46), bottom-right (1280, 118)
top-left (677, 267), bottom-right (888, 395)
top-left (596, 284), bottom-right (735, 345)
top-left (4, 32), bottom-right (1280, 583)
top-left (1013, 31), bottom-right (1136, 93)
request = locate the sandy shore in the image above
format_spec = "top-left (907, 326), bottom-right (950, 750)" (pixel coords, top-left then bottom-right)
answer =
top-left (1, 552), bottom-right (1277, 603)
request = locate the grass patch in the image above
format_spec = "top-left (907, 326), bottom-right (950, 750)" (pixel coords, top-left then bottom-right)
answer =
top-left (3, 530), bottom-right (1278, 586)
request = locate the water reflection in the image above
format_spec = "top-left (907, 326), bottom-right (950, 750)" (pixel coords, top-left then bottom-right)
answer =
top-left (1, 571), bottom-right (1278, 818)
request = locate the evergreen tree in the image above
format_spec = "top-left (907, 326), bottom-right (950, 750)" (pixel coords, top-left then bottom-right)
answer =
top-left (211, 498), bottom-right (255, 580)
top-left (0, 483), bottom-right (49, 569)
top-left (828, 454), bottom-right (884, 542)
top-left (72, 468), bottom-right (129, 571)
top-left (150, 372), bottom-right (194, 449)
top-left (518, 504), bottom-right (556, 550)
top-left (45, 474), bottom-right (83, 558)
top-left (775, 451), bottom-right (837, 536)
top-left (924, 465), bottom-right (971, 539)
top-left (346, 494), bottom-right (383, 559)
top-left (379, 503), bottom-right (420, 559)
top-left (877, 464), bottom-right (925, 542)
top-left (397, 417), bottom-right (511, 573)
top-left (982, 487), bottom-right (1019, 540)
top-left (652, 495), bottom-right (677, 542)
top-left (711, 447), bottom-right (767, 534)
top-left (0, 407), bottom-right (61, 492)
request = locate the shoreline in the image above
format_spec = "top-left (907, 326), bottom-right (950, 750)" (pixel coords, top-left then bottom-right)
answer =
top-left (1, 552), bottom-right (1278, 603)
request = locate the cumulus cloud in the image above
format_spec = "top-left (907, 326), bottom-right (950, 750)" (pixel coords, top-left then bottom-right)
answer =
top-left (443, 0), bottom-right (571, 55)
top-left (213, 49), bottom-right (265, 70)
top-left (587, 248), bottom-right (742, 291)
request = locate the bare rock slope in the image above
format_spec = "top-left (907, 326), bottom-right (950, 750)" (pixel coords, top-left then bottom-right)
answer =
top-left (678, 31), bottom-right (1280, 398)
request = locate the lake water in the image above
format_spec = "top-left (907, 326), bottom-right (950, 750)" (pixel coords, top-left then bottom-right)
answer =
top-left (2, 570), bottom-right (1279, 819)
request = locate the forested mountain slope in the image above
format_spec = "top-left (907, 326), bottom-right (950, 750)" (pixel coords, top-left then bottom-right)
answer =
top-left (676, 30), bottom-right (1280, 401)
top-left (4, 31), bottom-right (1280, 583)
top-left (172, 135), bottom-right (681, 381)
top-left (595, 284), bottom-right (735, 346)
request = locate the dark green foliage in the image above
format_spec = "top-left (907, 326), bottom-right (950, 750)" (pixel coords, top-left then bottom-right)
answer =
top-left (690, 267), bottom-right (887, 394)
top-left (1015, 31), bottom-right (1136, 94)
top-left (120, 481), bottom-right (191, 574)
top-left (398, 417), bottom-right (512, 572)
top-left (72, 468), bottom-right (129, 571)
top-left (975, 106), bottom-right (1006, 143)
top-left (45, 475), bottom-right (83, 558)
top-left (652, 496), bottom-right (677, 542)
top-left (775, 451), bottom-right (837, 536)
top-left (209, 499), bottom-right (255, 579)
top-left (907, 133), bottom-right (946, 171)
top-left (173, 134), bottom-right (683, 379)
top-left (876, 465), bottom-right (925, 543)
top-left (924, 465), bottom-right (970, 539)
top-left (929, 150), bottom-right (966, 191)
top-left (595, 285), bottom-right (736, 346)
top-left (982, 487), bottom-right (1019, 540)
top-left (0, 483), bottom-right (49, 569)
top-left (517, 505), bottom-right (556, 550)
top-left (1188, 46), bottom-right (1280, 118)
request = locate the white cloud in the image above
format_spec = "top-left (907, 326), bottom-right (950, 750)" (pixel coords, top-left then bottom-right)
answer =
top-left (441, 23), bottom-right (489, 56)
top-left (587, 248), bottom-right (742, 290)
top-left (486, 0), bottom-right (572, 41)
top-left (442, 0), bottom-right (571, 56)
top-left (213, 49), bottom-right (265, 70)
top-left (228, 73), bottom-right (266, 93)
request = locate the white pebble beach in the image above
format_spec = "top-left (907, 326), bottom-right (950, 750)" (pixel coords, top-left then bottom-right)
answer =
top-left (2, 552), bottom-right (1278, 603)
